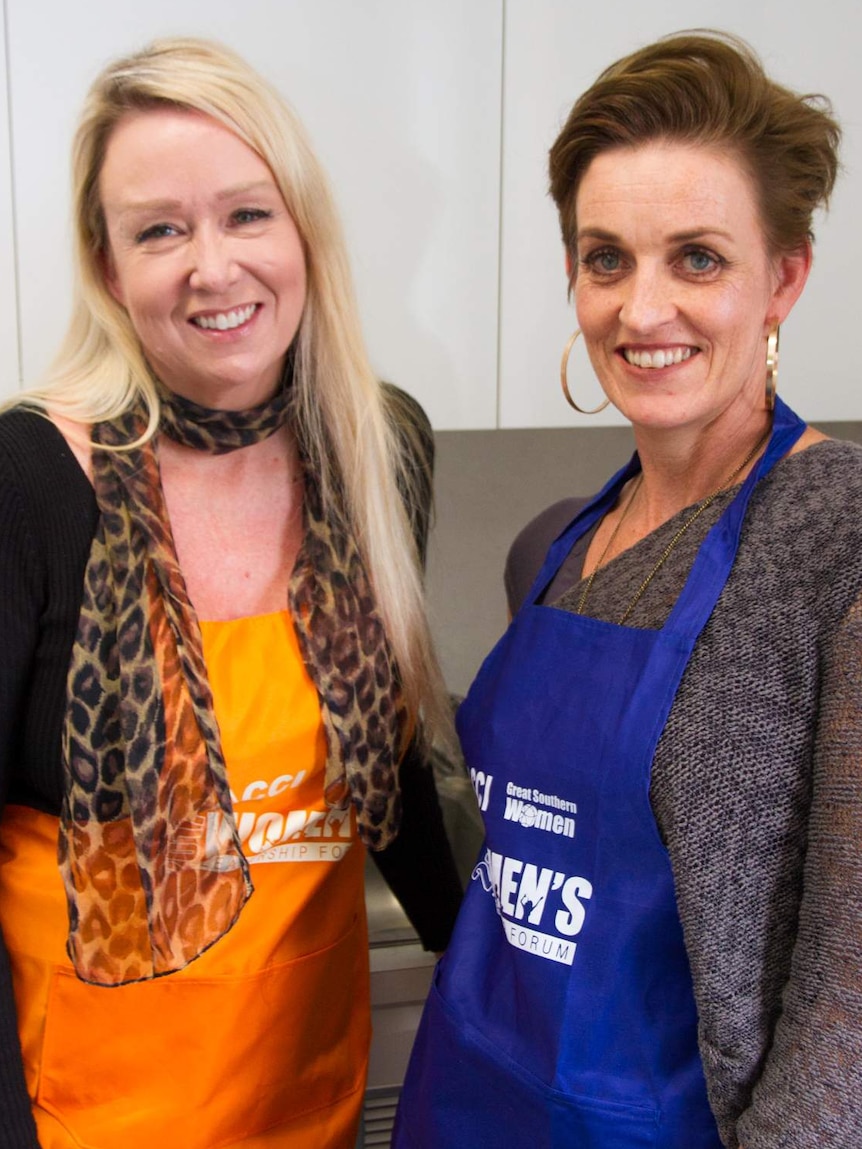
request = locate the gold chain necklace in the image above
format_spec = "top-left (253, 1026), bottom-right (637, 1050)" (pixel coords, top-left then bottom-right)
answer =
top-left (576, 472), bottom-right (644, 616)
top-left (578, 427), bottom-right (771, 626)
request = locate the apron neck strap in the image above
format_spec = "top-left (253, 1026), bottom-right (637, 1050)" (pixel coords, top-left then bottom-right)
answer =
top-left (664, 396), bottom-right (806, 638)
top-left (525, 397), bottom-right (806, 628)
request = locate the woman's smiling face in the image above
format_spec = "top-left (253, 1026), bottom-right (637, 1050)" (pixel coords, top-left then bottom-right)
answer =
top-left (100, 106), bottom-right (307, 410)
top-left (573, 141), bottom-right (809, 436)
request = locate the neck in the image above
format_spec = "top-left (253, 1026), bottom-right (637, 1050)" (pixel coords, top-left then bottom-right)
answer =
top-left (159, 379), bottom-right (291, 457)
top-left (631, 410), bottom-right (772, 531)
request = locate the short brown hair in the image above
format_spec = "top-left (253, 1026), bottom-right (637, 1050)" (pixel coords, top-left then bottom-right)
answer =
top-left (549, 29), bottom-right (841, 260)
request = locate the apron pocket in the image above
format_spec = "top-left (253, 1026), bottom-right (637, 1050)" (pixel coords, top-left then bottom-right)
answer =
top-left (400, 976), bottom-right (659, 1149)
top-left (37, 917), bottom-right (370, 1149)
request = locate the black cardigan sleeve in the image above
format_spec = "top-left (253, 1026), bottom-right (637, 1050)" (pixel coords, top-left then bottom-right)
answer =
top-left (0, 412), bottom-right (60, 1149)
top-left (371, 384), bottom-right (464, 950)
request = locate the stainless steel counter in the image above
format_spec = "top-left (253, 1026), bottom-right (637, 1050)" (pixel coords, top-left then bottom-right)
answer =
top-left (359, 857), bottom-right (436, 1146)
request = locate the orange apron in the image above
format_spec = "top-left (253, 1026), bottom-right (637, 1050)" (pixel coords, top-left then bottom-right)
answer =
top-left (0, 611), bottom-right (369, 1149)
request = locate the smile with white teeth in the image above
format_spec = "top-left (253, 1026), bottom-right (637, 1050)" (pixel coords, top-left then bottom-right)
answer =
top-left (191, 304), bottom-right (258, 331)
top-left (623, 346), bottom-right (694, 369)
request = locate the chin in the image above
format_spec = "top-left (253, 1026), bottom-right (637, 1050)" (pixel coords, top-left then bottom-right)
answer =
top-left (618, 397), bottom-right (704, 434)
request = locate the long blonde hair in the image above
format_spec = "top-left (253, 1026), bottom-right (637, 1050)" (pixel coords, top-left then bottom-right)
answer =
top-left (13, 36), bottom-right (452, 746)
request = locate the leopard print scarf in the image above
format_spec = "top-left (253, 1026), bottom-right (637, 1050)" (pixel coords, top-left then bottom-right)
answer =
top-left (61, 384), bottom-right (407, 986)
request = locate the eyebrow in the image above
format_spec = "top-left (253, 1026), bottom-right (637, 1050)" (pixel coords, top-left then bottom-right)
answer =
top-left (109, 180), bottom-right (279, 216)
top-left (576, 226), bottom-right (735, 244)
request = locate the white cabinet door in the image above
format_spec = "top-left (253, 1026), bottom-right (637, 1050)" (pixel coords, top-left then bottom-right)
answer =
top-left (499, 0), bottom-right (862, 427)
top-left (7, 0), bottom-right (502, 429)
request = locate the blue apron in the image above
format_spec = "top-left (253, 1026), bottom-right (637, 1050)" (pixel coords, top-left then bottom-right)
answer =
top-left (394, 398), bottom-right (805, 1148)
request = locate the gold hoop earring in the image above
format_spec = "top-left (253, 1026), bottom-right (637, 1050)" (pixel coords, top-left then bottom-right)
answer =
top-left (765, 324), bottom-right (780, 411)
top-left (560, 330), bottom-right (609, 415)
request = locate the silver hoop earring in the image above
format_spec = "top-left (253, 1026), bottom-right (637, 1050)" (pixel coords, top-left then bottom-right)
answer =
top-left (766, 324), bottom-right (780, 412)
top-left (560, 330), bottom-right (609, 415)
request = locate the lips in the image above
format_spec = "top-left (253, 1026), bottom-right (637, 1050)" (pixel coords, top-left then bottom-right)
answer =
top-left (190, 303), bottom-right (259, 331)
top-left (622, 346), bottom-right (695, 369)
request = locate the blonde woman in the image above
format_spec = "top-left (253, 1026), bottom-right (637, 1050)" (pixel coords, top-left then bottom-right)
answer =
top-left (0, 37), bottom-right (460, 1148)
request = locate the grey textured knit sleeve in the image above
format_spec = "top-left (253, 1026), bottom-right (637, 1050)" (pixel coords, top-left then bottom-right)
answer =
top-left (659, 444), bottom-right (862, 1149)
top-left (735, 589), bottom-right (862, 1148)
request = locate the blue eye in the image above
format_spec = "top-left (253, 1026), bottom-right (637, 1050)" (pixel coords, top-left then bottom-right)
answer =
top-left (582, 248), bottom-right (623, 274)
top-left (233, 208), bottom-right (273, 225)
top-left (681, 248), bottom-right (721, 274)
top-left (135, 223), bottom-right (178, 243)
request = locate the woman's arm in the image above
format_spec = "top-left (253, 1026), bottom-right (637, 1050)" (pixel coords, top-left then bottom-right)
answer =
top-left (379, 381), bottom-right (435, 569)
top-left (0, 421), bottom-right (45, 1148)
top-left (655, 445), bottom-right (862, 1148)
top-left (735, 592), bottom-right (862, 1148)
top-left (0, 410), bottom-right (98, 1147)
top-left (370, 736), bottom-right (464, 952)
top-left (0, 943), bottom-right (39, 1148)
top-left (504, 497), bottom-right (592, 615)
top-left (372, 384), bottom-right (463, 950)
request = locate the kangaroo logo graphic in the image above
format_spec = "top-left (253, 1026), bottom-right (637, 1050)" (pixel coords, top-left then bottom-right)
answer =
top-left (471, 848), bottom-right (502, 914)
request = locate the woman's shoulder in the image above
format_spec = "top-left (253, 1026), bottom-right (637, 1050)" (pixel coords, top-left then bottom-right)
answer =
top-left (795, 432), bottom-right (862, 468)
top-left (0, 402), bottom-right (55, 446)
top-left (505, 496), bottom-right (590, 616)
top-left (380, 381), bottom-right (432, 433)
top-left (763, 435), bottom-right (862, 517)
top-left (379, 382), bottom-right (435, 563)
top-left (381, 381), bottom-right (433, 467)
top-left (0, 404), bottom-right (95, 528)
top-left (0, 406), bottom-right (62, 484)
top-left (747, 435), bottom-right (862, 615)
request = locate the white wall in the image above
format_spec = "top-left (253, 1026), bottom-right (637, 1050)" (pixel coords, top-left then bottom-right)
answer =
top-left (2, 2), bottom-right (860, 426)
top-left (0, 6), bottom-right (20, 393)
top-left (3, 0), bottom-right (502, 429)
top-left (499, 0), bottom-right (862, 427)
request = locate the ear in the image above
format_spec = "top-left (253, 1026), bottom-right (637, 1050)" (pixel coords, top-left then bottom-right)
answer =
top-left (767, 241), bottom-right (812, 327)
top-left (100, 247), bottom-right (125, 307)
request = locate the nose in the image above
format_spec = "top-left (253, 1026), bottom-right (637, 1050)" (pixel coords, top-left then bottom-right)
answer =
top-left (618, 266), bottom-right (677, 333)
top-left (188, 228), bottom-right (240, 293)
